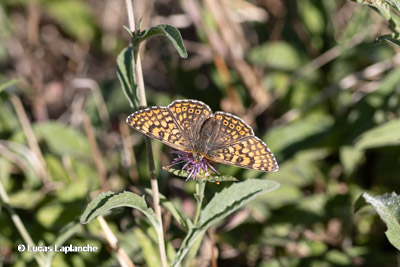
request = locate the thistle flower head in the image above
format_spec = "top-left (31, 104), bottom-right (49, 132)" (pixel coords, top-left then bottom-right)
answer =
top-left (170, 150), bottom-right (219, 181)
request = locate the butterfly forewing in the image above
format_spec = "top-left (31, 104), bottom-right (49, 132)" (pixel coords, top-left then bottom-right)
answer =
top-left (206, 136), bottom-right (278, 172)
top-left (168, 100), bottom-right (212, 144)
top-left (126, 106), bottom-right (191, 151)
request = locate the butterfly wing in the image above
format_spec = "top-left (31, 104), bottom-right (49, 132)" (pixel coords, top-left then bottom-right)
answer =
top-left (203, 112), bottom-right (278, 172)
top-left (206, 136), bottom-right (278, 172)
top-left (126, 106), bottom-right (191, 151)
top-left (167, 100), bottom-right (213, 144)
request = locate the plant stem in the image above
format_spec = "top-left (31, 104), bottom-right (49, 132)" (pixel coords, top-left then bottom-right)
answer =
top-left (193, 179), bottom-right (206, 225)
top-left (124, 1), bottom-right (167, 267)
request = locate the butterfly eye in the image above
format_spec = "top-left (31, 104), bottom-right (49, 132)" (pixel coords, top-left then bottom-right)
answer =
top-left (182, 107), bottom-right (187, 111)
top-left (223, 120), bottom-right (229, 125)
top-left (189, 108), bottom-right (194, 113)
top-left (195, 110), bottom-right (201, 114)
top-left (229, 124), bottom-right (235, 129)
top-left (236, 126), bottom-right (241, 130)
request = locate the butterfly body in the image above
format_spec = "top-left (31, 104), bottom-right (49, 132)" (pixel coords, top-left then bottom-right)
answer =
top-left (127, 99), bottom-right (278, 172)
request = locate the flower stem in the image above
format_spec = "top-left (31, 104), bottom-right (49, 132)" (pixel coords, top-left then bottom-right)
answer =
top-left (193, 179), bottom-right (206, 224)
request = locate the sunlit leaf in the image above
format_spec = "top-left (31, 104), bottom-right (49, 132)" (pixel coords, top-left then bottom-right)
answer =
top-left (363, 192), bottom-right (400, 250)
top-left (266, 114), bottom-right (334, 154)
top-left (8, 189), bottom-right (44, 209)
top-left (340, 146), bottom-right (364, 175)
top-left (42, 0), bottom-right (95, 42)
top-left (355, 119), bottom-right (400, 150)
top-left (29, 122), bottom-right (91, 157)
top-left (247, 41), bottom-right (304, 71)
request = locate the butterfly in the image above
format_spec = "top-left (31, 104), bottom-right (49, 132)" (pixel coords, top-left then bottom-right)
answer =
top-left (126, 99), bottom-right (278, 172)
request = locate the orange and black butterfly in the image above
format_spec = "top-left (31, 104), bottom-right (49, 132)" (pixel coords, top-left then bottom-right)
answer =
top-left (126, 99), bottom-right (278, 172)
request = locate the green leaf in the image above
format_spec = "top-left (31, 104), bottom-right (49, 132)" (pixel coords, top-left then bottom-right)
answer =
top-left (354, 193), bottom-right (369, 213)
top-left (355, 119), bottom-right (400, 150)
top-left (27, 122), bottom-right (91, 157)
top-left (340, 146), bottom-right (364, 175)
top-left (298, 0), bottom-right (325, 35)
top-left (325, 249), bottom-right (352, 265)
top-left (41, 0), bottom-right (96, 42)
top-left (363, 192), bottom-right (400, 250)
top-left (163, 167), bottom-right (238, 182)
top-left (200, 179), bottom-right (279, 226)
top-left (8, 189), bottom-right (44, 209)
top-left (247, 41), bottom-right (303, 71)
top-left (135, 225), bottom-right (162, 267)
top-left (266, 113), bottom-right (334, 154)
top-left (116, 46), bottom-right (140, 109)
top-left (80, 191), bottom-right (160, 232)
top-left (0, 79), bottom-right (19, 93)
top-left (172, 179), bottom-right (280, 266)
top-left (134, 24), bottom-right (187, 58)
top-left (374, 34), bottom-right (400, 47)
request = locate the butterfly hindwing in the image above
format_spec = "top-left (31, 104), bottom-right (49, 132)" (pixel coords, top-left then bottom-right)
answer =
top-left (126, 106), bottom-right (191, 151)
top-left (206, 136), bottom-right (278, 172)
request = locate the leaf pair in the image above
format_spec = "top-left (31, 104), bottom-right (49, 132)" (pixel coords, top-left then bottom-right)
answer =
top-left (117, 24), bottom-right (187, 109)
top-left (80, 179), bottom-right (280, 265)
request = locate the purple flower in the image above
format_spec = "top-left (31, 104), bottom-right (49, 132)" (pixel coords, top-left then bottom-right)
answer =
top-left (169, 150), bottom-right (220, 181)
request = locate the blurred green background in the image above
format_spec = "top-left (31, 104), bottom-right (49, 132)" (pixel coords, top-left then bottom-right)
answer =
top-left (1, 0), bottom-right (400, 266)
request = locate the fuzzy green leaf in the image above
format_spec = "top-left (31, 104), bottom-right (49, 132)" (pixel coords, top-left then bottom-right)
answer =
top-left (363, 192), bottom-right (400, 250)
top-left (134, 24), bottom-right (187, 58)
top-left (116, 46), bottom-right (140, 109)
top-left (172, 179), bottom-right (280, 266)
top-left (80, 191), bottom-right (159, 231)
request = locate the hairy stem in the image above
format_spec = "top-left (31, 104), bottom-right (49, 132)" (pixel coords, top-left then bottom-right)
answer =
top-left (193, 179), bottom-right (206, 224)
top-left (124, 1), bottom-right (167, 266)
